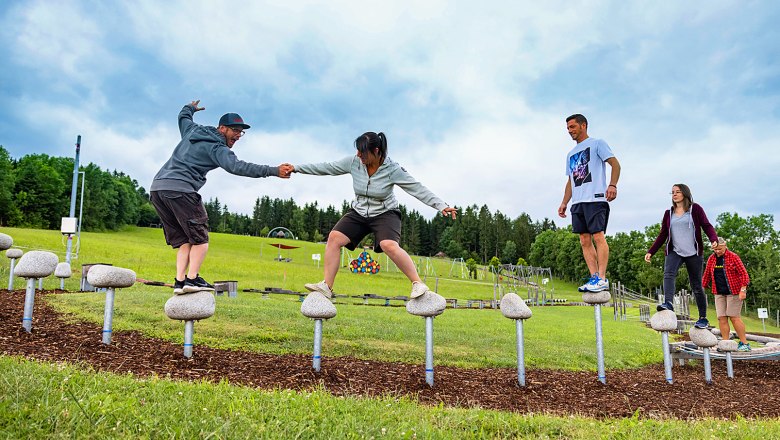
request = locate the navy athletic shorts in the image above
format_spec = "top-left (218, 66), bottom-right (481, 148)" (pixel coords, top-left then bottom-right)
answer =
top-left (570, 202), bottom-right (610, 234)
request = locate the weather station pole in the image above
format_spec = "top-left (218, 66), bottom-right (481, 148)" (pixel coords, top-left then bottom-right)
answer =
top-left (64, 135), bottom-right (81, 265)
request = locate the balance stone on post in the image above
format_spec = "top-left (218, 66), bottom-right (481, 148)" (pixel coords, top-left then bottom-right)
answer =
top-left (406, 290), bottom-right (447, 387)
top-left (689, 327), bottom-right (718, 384)
top-left (650, 310), bottom-right (677, 384)
top-left (14, 251), bottom-right (58, 332)
top-left (0, 232), bottom-right (12, 250)
top-left (718, 339), bottom-right (738, 379)
top-left (164, 291), bottom-right (216, 358)
top-left (87, 265), bottom-right (136, 345)
top-left (500, 292), bottom-right (532, 386)
top-left (582, 290), bottom-right (611, 384)
top-left (55, 262), bottom-right (72, 290)
top-left (6, 248), bottom-right (23, 290)
top-left (301, 291), bottom-right (337, 371)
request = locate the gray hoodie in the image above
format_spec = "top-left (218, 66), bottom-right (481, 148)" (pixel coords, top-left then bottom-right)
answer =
top-left (150, 104), bottom-right (278, 193)
top-left (294, 155), bottom-right (448, 218)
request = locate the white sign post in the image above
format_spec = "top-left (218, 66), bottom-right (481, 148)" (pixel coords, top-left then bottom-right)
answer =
top-left (312, 253), bottom-right (321, 268)
top-left (758, 308), bottom-right (769, 332)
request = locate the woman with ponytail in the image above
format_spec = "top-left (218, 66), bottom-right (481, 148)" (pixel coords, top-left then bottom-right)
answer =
top-left (291, 132), bottom-right (457, 299)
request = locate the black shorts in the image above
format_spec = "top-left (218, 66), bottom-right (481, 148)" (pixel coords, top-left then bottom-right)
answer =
top-left (571, 202), bottom-right (610, 234)
top-left (332, 209), bottom-right (401, 254)
top-left (150, 190), bottom-right (209, 248)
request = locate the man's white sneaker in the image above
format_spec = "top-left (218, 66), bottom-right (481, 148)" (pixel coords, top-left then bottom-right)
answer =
top-left (304, 280), bottom-right (333, 299)
top-left (589, 278), bottom-right (609, 292)
top-left (410, 281), bottom-right (430, 299)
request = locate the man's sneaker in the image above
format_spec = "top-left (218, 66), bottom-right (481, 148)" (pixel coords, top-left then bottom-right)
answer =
top-left (578, 274), bottom-right (598, 292)
top-left (173, 278), bottom-right (185, 295)
top-left (410, 281), bottom-right (430, 299)
top-left (694, 317), bottom-right (709, 329)
top-left (304, 280), bottom-right (333, 299)
top-left (589, 278), bottom-right (609, 292)
top-left (738, 341), bottom-right (752, 352)
top-left (656, 302), bottom-right (674, 312)
top-left (182, 275), bottom-right (215, 293)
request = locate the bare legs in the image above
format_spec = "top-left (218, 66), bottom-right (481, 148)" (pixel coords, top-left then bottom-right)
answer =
top-left (379, 240), bottom-right (422, 284)
top-left (718, 315), bottom-right (748, 344)
top-left (176, 243), bottom-right (209, 280)
top-left (579, 232), bottom-right (609, 277)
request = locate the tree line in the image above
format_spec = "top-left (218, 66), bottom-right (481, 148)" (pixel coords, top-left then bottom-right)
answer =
top-left (528, 212), bottom-right (780, 310)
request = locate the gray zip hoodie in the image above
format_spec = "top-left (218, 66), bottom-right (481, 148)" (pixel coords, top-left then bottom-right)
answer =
top-left (150, 104), bottom-right (279, 193)
top-left (294, 155), bottom-right (448, 218)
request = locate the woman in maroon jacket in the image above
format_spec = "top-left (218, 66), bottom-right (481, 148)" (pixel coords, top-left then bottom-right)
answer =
top-left (644, 184), bottom-right (718, 329)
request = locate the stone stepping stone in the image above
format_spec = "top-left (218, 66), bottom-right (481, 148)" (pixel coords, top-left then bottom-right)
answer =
top-left (717, 340), bottom-right (738, 352)
top-left (14, 251), bottom-right (58, 278)
top-left (499, 293), bottom-right (532, 319)
top-left (649, 310), bottom-right (677, 332)
top-left (582, 291), bottom-right (611, 304)
top-left (6, 248), bottom-right (22, 259)
top-left (164, 291), bottom-right (216, 320)
top-left (55, 262), bottom-right (72, 279)
top-left (301, 291), bottom-right (337, 319)
top-left (87, 265), bottom-right (136, 288)
top-left (689, 327), bottom-right (718, 348)
top-left (0, 233), bottom-right (12, 250)
top-left (406, 290), bottom-right (446, 317)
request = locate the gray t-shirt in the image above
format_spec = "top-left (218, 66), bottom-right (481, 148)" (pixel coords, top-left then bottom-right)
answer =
top-left (670, 211), bottom-right (697, 257)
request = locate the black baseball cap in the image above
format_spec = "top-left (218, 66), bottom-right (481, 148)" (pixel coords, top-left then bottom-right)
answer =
top-left (218, 113), bottom-right (250, 129)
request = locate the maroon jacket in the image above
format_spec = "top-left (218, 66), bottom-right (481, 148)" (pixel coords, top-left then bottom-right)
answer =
top-left (647, 203), bottom-right (718, 257)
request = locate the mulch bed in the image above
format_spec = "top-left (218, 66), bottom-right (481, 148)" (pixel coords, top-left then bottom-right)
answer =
top-left (2, 289), bottom-right (779, 420)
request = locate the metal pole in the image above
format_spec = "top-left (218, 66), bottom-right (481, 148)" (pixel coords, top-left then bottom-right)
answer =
top-left (661, 332), bottom-right (673, 384)
top-left (76, 171), bottom-right (85, 255)
top-left (516, 319), bottom-right (526, 386)
top-left (184, 320), bottom-right (194, 358)
top-left (22, 278), bottom-right (35, 332)
top-left (102, 288), bottom-right (115, 344)
top-left (7, 258), bottom-right (16, 290)
top-left (65, 135), bottom-right (81, 266)
top-left (594, 304), bottom-right (606, 384)
top-left (703, 347), bottom-right (712, 384)
top-left (725, 352), bottom-right (734, 379)
top-left (425, 316), bottom-right (434, 387)
top-left (38, 278), bottom-right (42, 290)
top-left (313, 319), bottom-right (323, 372)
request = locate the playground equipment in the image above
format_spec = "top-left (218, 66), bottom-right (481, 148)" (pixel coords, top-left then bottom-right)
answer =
top-left (499, 292), bottom-right (532, 386)
top-left (269, 243), bottom-right (299, 262)
top-left (6, 248), bottom-right (22, 290)
top-left (164, 291), bottom-right (216, 358)
top-left (493, 264), bottom-right (554, 306)
top-left (449, 257), bottom-right (467, 279)
top-left (689, 327), bottom-right (718, 383)
top-left (417, 257), bottom-right (437, 279)
top-left (649, 310), bottom-right (678, 383)
top-left (14, 251), bottom-right (58, 332)
top-left (406, 291), bottom-right (447, 387)
top-left (349, 250), bottom-right (380, 274)
top-left (54, 262), bottom-right (71, 290)
top-left (300, 291), bottom-right (337, 372)
top-left (0, 233), bottom-right (11, 251)
top-left (86, 265), bottom-right (136, 345)
top-left (582, 290), bottom-right (611, 384)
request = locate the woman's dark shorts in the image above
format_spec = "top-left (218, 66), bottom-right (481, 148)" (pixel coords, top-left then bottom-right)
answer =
top-left (150, 190), bottom-right (210, 248)
top-left (332, 209), bottom-right (401, 254)
top-left (571, 202), bottom-right (610, 234)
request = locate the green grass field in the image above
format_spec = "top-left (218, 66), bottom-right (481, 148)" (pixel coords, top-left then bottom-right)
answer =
top-left (2, 226), bottom-right (779, 438)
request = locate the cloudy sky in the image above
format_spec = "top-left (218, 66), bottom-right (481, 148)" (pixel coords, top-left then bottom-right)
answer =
top-left (1, 1), bottom-right (778, 233)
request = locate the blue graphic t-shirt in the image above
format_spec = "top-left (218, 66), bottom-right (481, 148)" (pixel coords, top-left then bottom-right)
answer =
top-left (565, 137), bottom-right (615, 204)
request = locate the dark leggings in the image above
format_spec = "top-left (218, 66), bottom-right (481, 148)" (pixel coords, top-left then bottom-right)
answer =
top-left (663, 251), bottom-right (707, 318)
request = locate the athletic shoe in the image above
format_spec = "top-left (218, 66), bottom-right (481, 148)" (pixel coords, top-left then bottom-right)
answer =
top-left (656, 302), bottom-right (674, 312)
top-left (410, 281), bottom-right (430, 299)
top-left (305, 280), bottom-right (333, 299)
top-left (694, 317), bottom-right (709, 329)
top-left (182, 275), bottom-right (215, 293)
top-left (578, 274), bottom-right (598, 292)
top-left (589, 278), bottom-right (609, 292)
top-left (738, 342), bottom-right (752, 352)
top-left (173, 278), bottom-right (185, 295)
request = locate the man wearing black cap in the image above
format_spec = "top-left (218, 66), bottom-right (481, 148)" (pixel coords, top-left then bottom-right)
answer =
top-left (150, 100), bottom-right (292, 294)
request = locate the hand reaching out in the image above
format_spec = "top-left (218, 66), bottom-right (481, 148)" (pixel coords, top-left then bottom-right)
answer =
top-left (278, 163), bottom-right (294, 178)
top-left (442, 207), bottom-right (457, 219)
top-left (190, 100), bottom-right (205, 112)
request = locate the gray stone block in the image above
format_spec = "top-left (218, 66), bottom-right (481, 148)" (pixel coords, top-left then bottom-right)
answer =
top-left (55, 262), bottom-right (72, 278)
top-left (717, 340), bottom-right (738, 352)
top-left (649, 310), bottom-right (677, 332)
top-left (164, 291), bottom-right (216, 320)
top-left (87, 265), bottom-right (136, 288)
top-left (582, 291), bottom-right (611, 304)
top-left (689, 327), bottom-right (718, 348)
top-left (406, 290), bottom-right (446, 317)
top-left (5, 248), bottom-right (22, 259)
top-left (300, 291), bottom-right (337, 319)
top-left (500, 292), bottom-right (532, 320)
top-left (0, 233), bottom-right (12, 250)
top-left (766, 342), bottom-right (780, 348)
top-left (14, 251), bottom-right (58, 278)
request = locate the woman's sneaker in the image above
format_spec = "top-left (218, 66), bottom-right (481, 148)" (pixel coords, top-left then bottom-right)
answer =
top-left (183, 275), bottom-right (215, 293)
top-left (305, 280), bottom-right (333, 299)
top-left (694, 317), bottom-right (709, 329)
top-left (410, 281), bottom-right (430, 299)
top-left (738, 341), bottom-right (752, 352)
top-left (656, 302), bottom-right (674, 312)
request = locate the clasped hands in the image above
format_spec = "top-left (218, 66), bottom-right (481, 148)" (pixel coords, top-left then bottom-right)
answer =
top-left (278, 163), bottom-right (295, 179)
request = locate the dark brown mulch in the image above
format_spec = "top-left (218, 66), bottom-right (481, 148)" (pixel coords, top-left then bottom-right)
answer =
top-left (2, 290), bottom-right (779, 420)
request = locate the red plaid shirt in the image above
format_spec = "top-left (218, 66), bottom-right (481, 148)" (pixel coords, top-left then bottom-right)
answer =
top-left (702, 250), bottom-right (750, 295)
